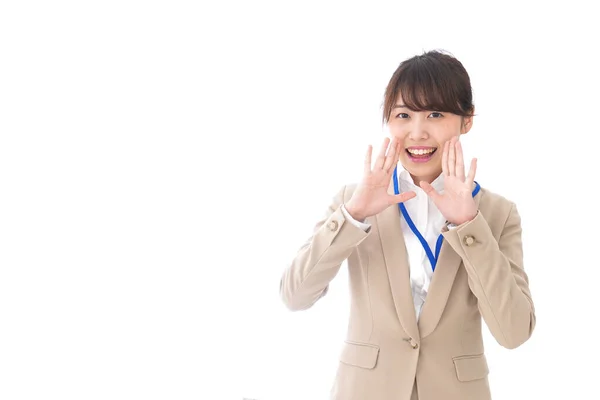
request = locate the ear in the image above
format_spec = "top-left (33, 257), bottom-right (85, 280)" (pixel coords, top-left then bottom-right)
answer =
top-left (461, 108), bottom-right (475, 134)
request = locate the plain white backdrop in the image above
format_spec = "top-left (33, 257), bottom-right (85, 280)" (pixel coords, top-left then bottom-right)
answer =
top-left (1, 1), bottom-right (599, 399)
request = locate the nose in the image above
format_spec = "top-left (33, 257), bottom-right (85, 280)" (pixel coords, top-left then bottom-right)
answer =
top-left (407, 119), bottom-right (428, 141)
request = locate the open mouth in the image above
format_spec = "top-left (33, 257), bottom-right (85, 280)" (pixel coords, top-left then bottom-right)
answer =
top-left (406, 147), bottom-right (437, 163)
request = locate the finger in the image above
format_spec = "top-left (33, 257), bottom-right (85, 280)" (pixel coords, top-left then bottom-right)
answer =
top-left (419, 180), bottom-right (441, 202)
top-left (375, 137), bottom-right (390, 170)
top-left (364, 145), bottom-right (373, 175)
top-left (466, 158), bottom-right (477, 185)
top-left (393, 141), bottom-right (402, 170)
top-left (456, 139), bottom-right (465, 181)
top-left (390, 191), bottom-right (416, 204)
top-left (442, 140), bottom-right (450, 176)
top-left (383, 138), bottom-right (398, 171)
top-left (448, 136), bottom-right (456, 176)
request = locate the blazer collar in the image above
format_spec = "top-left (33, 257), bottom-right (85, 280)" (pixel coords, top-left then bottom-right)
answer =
top-left (418, 183), bottom-right (481, 338)
top-left (376, 199), bottom-right (420, 341)
top-left (376, 172), bottom-right (482, 341)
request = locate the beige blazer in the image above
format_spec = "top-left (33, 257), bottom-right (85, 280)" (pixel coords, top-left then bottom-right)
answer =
top-left (280, 180), bottom-right (536, 400)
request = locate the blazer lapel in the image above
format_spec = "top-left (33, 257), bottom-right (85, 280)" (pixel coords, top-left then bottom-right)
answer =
top-left (418, 184), bottom-right (483, 339)
top-left (375, 180), bottom-right (419, 341)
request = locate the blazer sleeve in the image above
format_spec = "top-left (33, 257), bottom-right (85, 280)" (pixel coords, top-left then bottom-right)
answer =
top-left (279, 185), bottom-right (369, 311)
top-left (441, 203), bottom-right (536, 349)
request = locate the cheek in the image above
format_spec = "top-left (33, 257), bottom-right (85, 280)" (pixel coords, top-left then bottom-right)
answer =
top-left (432, 124), bottom-right (459, 144)
top-left (389, 126), bottom-right (408, 142)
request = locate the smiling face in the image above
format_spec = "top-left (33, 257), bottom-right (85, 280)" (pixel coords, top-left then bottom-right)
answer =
top-left (382, 50), bottom-right (476, 184)
top-left (388, 95), bottom-right (473, 184)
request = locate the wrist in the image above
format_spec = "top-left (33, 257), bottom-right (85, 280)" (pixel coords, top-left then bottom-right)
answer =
top-left (345, 203), bottom-right (367, 222)
top-left (452, 211), bottom-right (478, 226)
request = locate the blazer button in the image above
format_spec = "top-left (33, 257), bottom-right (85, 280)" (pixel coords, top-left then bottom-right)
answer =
top-left (327, 220), bottom-right (339, 232)
top-left (463, 235), bottom-right (475, 246)
top-left (411, 342), bottom-right (419, 350)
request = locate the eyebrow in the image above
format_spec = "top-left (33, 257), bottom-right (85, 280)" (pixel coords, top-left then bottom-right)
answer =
top-left (393, 104), bottom-right (407, 109)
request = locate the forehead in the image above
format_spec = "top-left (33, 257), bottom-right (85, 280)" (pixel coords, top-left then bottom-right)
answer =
top-left (393, 91), bottom-right (455, 113)
top-left (394, 91), bottom-right (431, 110)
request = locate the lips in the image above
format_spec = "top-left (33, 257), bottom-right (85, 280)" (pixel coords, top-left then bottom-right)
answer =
top-left (406, 146), bottom-right (437, 163)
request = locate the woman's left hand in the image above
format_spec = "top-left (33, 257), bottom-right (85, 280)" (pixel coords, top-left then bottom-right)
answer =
top-left (419, 136), bottom-right (478, 225)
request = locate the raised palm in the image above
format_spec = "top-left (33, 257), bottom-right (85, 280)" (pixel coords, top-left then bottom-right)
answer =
top-left (419, 136), bottom-right (478, 225)
top-left (345, 137), bottom-right (416, 221)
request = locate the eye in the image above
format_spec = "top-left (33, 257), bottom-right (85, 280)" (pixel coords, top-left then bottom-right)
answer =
top-left (429, 112), bottom-right (444, 118)
top-left (395, 113), bottom-right (409, 119)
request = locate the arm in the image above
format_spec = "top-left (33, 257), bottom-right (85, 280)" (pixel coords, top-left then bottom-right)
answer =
top-left (442, 203), bottom-right (536, 349)
top-left (279, 185), bottom-right (370, 311)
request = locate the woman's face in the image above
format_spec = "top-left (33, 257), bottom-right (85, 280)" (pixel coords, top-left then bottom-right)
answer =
top-left (388, 95), bottom-right (474, 184)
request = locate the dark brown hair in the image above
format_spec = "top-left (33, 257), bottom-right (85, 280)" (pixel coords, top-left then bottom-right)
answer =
top-left (382, 50), bottom-right (475, 124)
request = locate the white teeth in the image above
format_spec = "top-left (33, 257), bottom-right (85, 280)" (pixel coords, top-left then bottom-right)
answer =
top-left (407, 148), bottom-right (435, 155)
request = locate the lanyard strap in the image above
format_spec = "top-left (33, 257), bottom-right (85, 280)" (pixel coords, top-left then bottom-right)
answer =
top-left (392, 166), bottom-right (480, 272)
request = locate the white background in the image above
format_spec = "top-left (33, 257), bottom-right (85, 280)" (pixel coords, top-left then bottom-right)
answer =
top-left (1, 1), bottom-right (599, 399)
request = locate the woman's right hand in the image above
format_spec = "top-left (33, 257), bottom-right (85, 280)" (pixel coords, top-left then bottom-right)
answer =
top-left (345, 137), bottom-right (416, 221)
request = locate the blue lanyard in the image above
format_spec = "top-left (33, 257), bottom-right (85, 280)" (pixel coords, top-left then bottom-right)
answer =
top-left (392, 166), bottom-right (480, 272)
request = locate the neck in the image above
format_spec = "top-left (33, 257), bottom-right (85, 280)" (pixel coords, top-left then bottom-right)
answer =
top-left (410, 170), bottom-right (441, 186)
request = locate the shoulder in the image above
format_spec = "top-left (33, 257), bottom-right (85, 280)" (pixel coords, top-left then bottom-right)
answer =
top-left (479, 186), bottom-right (515, 208)
top-left (338, 183), bottom-right (359, 203)
top-left (344, 182), bottom-right (358, 201)
top-left (323, 183), bottom-right (358, 210)
top-left (478, 186), bottom-right (519, 227)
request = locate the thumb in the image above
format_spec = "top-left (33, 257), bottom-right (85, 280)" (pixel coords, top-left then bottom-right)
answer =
top-left (390, 190), bottom-right (416, 204)
top-left (419, 181), bottom-right (440, 200)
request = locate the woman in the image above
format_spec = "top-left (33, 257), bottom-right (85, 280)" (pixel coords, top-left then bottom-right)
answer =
top-left (279, 50), bottom-right (536, 400)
